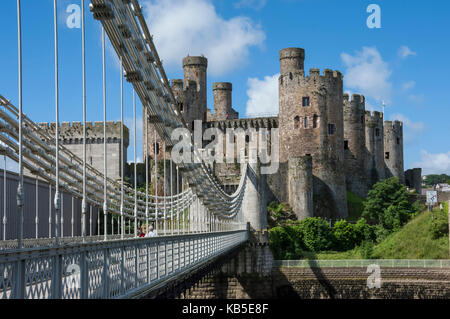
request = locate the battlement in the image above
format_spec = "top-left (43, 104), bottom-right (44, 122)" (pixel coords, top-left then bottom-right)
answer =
top-left (384, 120), bottom-right (403, 131)
top-left (182, 56), bottom-right (208, 68)
top-left (344, 94), bottom-right (365, 110)
top-left (38, 121), bottom-right (129, 146)
top-left (279, 67), bottom-right (343, 89)
top-left (365, 111), bottom-right (383, 122)
top-left (213, 82), bottom-right (232, 91)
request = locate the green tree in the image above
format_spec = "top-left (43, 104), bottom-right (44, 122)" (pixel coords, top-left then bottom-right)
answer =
top-left (362, 177), bottom-right (419, 239)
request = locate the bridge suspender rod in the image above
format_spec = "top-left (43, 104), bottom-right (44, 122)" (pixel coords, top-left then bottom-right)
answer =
top-left (120, 58), bottom-right (124, 240)
top-left (3, 155), bottom-right (6, 241)
top-left (16, 0), bottom-right (24, 250)
top-left (163, 141), bottom-right (166, 234)
top-left (53, 0), bottom-right (61, 247)
top-left (82, 0), bottom-right (87, 243)
top-left (170, 154), bottom-right (173, 235)
top-left (154, 127), bottom-right (158, 235)
top-left (102, 27), bottom-right (108, 241)
top-left (145, 108), bottom-right (149, 233)
top-left (134, 89), bottom-right (137, 237)
top-left (35, 176), bottom-right (38, 239)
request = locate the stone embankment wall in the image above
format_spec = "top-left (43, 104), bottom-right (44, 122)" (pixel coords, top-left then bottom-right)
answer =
top-left (179, 266), bottom-right (450, 299)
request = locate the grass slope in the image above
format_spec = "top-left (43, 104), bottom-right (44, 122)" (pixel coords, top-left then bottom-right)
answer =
top-left (313, 205), bottom-right (449, 260)
top-left (371, 207), bottom-right (449, 259)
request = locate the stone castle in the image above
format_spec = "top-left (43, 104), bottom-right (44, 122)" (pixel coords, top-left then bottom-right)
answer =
top-left (33, 47), bottom-right (413, 221)
top-left (145, 47), bottom-right (408, 220)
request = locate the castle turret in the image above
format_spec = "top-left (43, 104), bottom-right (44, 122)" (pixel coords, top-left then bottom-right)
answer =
top-left (212, 82), bottom-right (239, 121)
top-left (384, 120), bottom-right (404, 183)
top-left (365, 111), bottom-right (385, 187)
top-left (279, 48), bottom-right (305, 74)
top-left (343, 94), bottom-right (368, 197)
top-left (182, 56), bottom-right (208, 126)
top-left (278, 47), bottom-right (347, 219)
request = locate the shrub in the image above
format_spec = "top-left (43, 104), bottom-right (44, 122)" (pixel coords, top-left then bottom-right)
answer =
top-left (297, 217), bottom-right (334, 252)
top-left (431, 206), bottom-right (449, 239)
top-left (359, 240), bottom-right (374, 259)
top-left (268, 227), bottom-right (292, 259)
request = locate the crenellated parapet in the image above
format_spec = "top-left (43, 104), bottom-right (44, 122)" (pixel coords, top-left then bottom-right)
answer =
top-left (38, 121), bottom-right (129, 147)
top-left (205, 116), bottom-right (278, 131)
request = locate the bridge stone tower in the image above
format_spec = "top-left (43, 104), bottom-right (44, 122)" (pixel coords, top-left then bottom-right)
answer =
top-left (365, 111), bottom-right (385, 187)
top-left (343, 94), bottom-right (368, 197)
top-left (384, 120), bottom-right (404, 184)
top-left (278, 47), bottom-right (348, 219)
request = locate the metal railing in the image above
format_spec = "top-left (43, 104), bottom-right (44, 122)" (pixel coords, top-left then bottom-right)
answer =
top-left (273, 259), bottom-right (450, 268)
top-left (0, 230), bottom-right (247, 299)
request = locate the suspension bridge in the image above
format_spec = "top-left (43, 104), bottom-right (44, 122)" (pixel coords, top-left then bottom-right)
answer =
top-left (0, 0), bottom-right (268, 299)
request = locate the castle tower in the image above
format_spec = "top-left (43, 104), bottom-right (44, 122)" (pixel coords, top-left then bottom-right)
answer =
top-left (343, 94), bottom-right (368, 197)
top-left (288, 155), bottom-right (313, 220)
top-left (212, 82), bottom-right (239, 121)
top-left (365, 111), bottom-right (385, 187)
top-left (37, 121), bottom-right (129, 181)
top-left (278, 47), bottom-right (348, 219)
top-left (384, 120), bottom-right (404, 183)
top-left (182, 56), bottom-right (208, 127)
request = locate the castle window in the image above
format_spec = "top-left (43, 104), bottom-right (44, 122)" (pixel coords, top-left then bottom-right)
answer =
top-left (304, 117), bottom-right (308, 128)
top-left (385, 152), bottom-right (390, 159)
top-left (328, 123), bottom-right (335, 135)
top-left (361, 115), bottom-right (364, 124)
top-left (302, 97), bottom-right (310, 107)
top-left (179, 103), bottom-right (184, 112)
top-left (245, 135), bottom-right (250, 143)
top-left (344, 140), bottom-right (349, 150)
top-left (294, 116), bottom-right (300, 129)
top-left (375, 128), bottom-right (380, 137)
top-left (155, 143), bottom-right (160, 155)
top-left (397, 137), bottom-right (400, 145)
top-left (313, 114), bottom-right (318, 128)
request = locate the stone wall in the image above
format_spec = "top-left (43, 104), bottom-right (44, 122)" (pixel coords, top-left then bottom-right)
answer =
top-left (37, 121), bottom-right (129, 181)
top-left (180, 266), bottom-right (450, 299)
top-left (405, 168), bottom-right (422, 194)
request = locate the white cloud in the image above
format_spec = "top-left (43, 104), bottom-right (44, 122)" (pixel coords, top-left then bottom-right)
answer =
top-left (233, 0), bottom-right (267, 10)
top-left (341, 47), bottom-right (392, 104)
top-left (389, 113), bottom-right (425, 144)
top-left (401, 81), bottom-right (416, 91)
top-left (398, 46), bottom-right (417, 59)
top-left (124, 116), bottom-right (143, 164)
top-left (142, 0), bottom-right (265, 75)
top-left (408, 94), bottom-right (425, 104)
top-left (245, 74), bottom-right (279, 116)
top-left (412, 150), bottom-right (450, 175)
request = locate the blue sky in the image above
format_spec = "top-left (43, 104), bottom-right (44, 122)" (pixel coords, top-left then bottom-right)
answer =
top-left (1, 0), bottom-right (449, 175)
